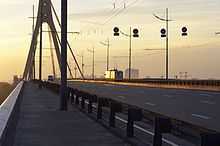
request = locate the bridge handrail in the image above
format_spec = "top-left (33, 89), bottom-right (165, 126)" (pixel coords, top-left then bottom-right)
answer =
top-left (70, 78), bottom-right (220, 91)
top-left (0, 81), bottom-right (24, 145)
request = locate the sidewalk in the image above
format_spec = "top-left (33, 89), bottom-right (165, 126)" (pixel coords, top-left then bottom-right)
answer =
top-left (13, 82), bottom-right (128, 146)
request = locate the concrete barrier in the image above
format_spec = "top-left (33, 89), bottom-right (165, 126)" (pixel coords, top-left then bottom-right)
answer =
top-left (0, 81), bottom-right (24, 146)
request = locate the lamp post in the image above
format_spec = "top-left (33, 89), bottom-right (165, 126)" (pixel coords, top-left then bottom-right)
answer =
top-left (60, 0), bottom-right (68, 111)
top-left (100, 38), bottom-right (111, 71)
top-left (113, 27), bottom-right (139, 80)
top-left (154, 8), bottom-right (188, 80)
top-left (153, 8), bottom-right (171, 80)
top-left (87, 48), bottom-right (95, 80)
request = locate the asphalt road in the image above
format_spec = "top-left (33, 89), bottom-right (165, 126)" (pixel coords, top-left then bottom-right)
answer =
top-left (68, 81), bottom-right (220, 132)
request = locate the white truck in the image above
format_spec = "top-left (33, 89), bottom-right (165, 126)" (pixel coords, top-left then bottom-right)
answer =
top-left (104, 69), bottom-right (123, 81)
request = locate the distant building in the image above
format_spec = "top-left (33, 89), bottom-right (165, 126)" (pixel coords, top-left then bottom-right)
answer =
top-left (125, 68), bottom-right (139, 79)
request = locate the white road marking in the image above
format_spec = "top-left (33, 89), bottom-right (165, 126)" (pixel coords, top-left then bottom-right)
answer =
top-left (163, 94), bottom-right (174, 98)
top-left (145, 102), bottom-right (156, 106)
top-left (191, 114), bottom-right (211, 120)
top-left (103, 84), bottom-right (114, 87)
top-left (200, 100), bottom-right (216, 105)
top-left (199, 94), bottom-right (213, 97)
top-left (118, 96), bottom-right (126, 99)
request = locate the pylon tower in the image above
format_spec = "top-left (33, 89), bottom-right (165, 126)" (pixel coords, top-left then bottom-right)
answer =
top-left (23, 0), bottom-right (65, 80)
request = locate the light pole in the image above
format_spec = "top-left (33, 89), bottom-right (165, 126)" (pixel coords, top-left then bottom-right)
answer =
top-left (60, 0), bottom-right (68, 111)
top-left (153, 8), bottom-right (171, 80)
top-left (87, 48), bottom-right (95, 79)
top-left (154, 8), bottom-right (188, 80)
top-left (39, 2), bottom-right (43, 87)
top-left (28, 5), bottom-right (36, 80)
top-left (113, 27), bottom-right (139, 80)
top-left (100, 38), bottom-right (110, 71)
top-left (76, 53), bottom-right (85, 76)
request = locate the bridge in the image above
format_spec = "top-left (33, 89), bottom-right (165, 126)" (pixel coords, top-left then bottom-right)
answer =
top-left (1, 0), bottom-right (220, 146)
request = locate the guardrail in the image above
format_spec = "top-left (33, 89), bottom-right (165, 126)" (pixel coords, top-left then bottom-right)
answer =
top-left (37, 80), bottom-right (220, 146)
top-left (70, 78), bottom-right (220, 91)
top-left (0, 81), bottom-right (24, 146)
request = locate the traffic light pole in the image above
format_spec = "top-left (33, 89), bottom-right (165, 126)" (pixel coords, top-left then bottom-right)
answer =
top-left (166, 8), bottom-right (169, 80)
top-left (107, 38), bottom-right (110, 71)
top-left (60, 0), bottom-right (68, 111)
top-left (39, 3), bottom-right (43, 85)
top-left (32, 5), bottom-right (36, 80)
top-left (129, 27), bottom-right (132, 80)
top-left (92, 47), bottom-right (95, 80)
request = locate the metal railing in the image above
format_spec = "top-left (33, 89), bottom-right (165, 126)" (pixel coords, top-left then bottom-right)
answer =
top-left (39, 80), bottom-right (220, 146)
top-left (0, 81), bottom-right (24, 146)
top-left (70, 78), bottom-right (220, 91)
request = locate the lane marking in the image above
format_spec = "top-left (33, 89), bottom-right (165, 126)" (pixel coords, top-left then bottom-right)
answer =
top-left (163, 94), bottom-right (174, 98)
top-left (145, 102), bottom-right (156, 106)
top-left (199, 94), bottom-right (213, 97)
top-left (191, 114), bottom-right (211, 120)
top-left (117, 96), bottom-right (126, 99)
top-left (200, 100), bottom-right (216, 105)
top-left (103, 84), bottom-right (114, 87)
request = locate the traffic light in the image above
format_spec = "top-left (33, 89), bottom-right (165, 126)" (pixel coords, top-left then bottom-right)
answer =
top-left (182, 27), bottom-right (188, 36)
top-left (113, 27), bottom-right (120, 36)
top-left (160, 28), bottom-right (166, 38)
top-left (133, 28), bottom-right (139, 37)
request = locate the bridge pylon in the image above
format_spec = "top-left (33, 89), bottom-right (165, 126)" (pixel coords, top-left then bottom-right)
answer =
top-left (23, 0), bottom-right (77, 80)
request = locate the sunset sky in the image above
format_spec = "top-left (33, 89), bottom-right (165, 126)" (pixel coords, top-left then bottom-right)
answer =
top-left (0, 0), bottom-right (220, 82)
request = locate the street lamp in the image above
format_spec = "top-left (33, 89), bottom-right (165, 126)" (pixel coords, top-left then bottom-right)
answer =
top-left (87, 48), bottom-right (95, 80)
top-left (113, 27), bottom-right (139, 80)
top-left (154, 8), bottom-right (188, 80)
top-left (100, 38), bottom-right (111, 71)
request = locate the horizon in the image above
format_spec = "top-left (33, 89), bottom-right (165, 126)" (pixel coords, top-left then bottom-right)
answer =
top-left (0, 0), bottom-right (220, 82)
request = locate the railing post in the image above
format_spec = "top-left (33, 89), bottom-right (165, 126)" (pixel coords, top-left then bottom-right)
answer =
top-left (88, 100), bottom-right (93, 113)
top-left (70, 90), bottom-right (74, 104)
top-left (153, 117), bottom-right (172, 146)
top-left (201, 133), bottom-right (220, 146)
top-left (109, 101), bottom-right (122, 127)
top-left (97, 98), bottom-right (109, 120)
top-left (75, 94), bottom-right (79, 105)
top-left (97, 99), bottom-right (103, 119)
top-left (127, 108), bottom-right (143, 137)
top-left (88, 95), bottom-right (97, 113)
top-left (81, 97), bottom-right (85, 109)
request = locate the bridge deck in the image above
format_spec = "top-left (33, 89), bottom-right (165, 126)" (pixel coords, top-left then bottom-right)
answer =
top-left (13, 82), bottom-right (127, 146)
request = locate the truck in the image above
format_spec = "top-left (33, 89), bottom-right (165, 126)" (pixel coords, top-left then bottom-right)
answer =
top-left (48, 75), bottom-right (54, 81)
top-left (104, 69), bottom-right (123, 81)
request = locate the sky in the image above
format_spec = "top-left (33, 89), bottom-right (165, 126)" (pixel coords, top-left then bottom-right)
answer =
top-left (0, 0), bottom-right (220, 82)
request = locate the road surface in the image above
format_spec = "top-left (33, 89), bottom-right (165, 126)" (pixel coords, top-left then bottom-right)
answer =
top-left (68, 80), bottom-right (220, 132)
